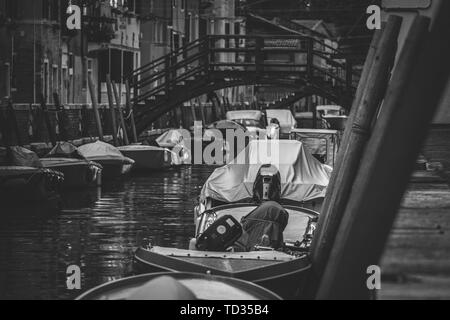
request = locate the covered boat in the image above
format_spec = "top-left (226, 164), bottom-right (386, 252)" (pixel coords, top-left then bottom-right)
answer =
top-left (76, 272), bottom-right (281, 300)
top-left (266, 109), bottom-right (297, 136)
top-left (134, 140), bottom-right (329, 298)
top-left (199, 140), bottom-right (331, 209)
top-left (0, 147), bottom-right (64, 208)
top-left (79, 141), bottom-right (134, 179)
top-left (41, 142), bottom-right (102, 188)
top-left (118, 144), bottom-right (180, 170)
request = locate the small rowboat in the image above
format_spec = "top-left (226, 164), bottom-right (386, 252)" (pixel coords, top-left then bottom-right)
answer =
top-left (40, 158), bottom-right (102, 188)
top-left (79, 141), bottom-right (135, 179)
top-left (42, 142), bottom-right (102, 188)
top-left (76, 272), bottom-right (281, 300)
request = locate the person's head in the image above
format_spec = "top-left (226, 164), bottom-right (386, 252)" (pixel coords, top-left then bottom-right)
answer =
top-left (270, 118), bottom-right (280, 126)
top-left (253, 164), bottom-right (282, 203)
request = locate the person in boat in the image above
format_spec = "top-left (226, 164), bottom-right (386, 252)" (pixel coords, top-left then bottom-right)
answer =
top-left (234, 164), bottom-right (289, 251)
top-left (266, 118), bottom-right (280, 140)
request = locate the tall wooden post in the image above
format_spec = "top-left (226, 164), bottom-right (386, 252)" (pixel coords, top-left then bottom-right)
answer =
top-left (4, 63), bottom-right (11, 98)
top-left (317, 13), bottom-right (449, 299)
top-left (125, 80), bottom-right (138, 143)
top-left (190, 100), bottom-right (197, 124)
top-left (40, 94), bottom-right (56, 147)
top-left (87, 75), bottom-right (104, 141)
top-left (308, 17), bottom-right (402, 298)
top-left (53, 92), bottom-right (68, 141)
top-left (106, 75), bottom-right (119, 146)
top-left (112, 81), bottom-right (130, 146)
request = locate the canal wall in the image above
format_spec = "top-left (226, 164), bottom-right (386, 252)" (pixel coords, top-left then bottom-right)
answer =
top-left (0, 102), bottom-right (220, 149)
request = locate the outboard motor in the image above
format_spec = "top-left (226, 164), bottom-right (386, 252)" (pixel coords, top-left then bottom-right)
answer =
top-left (196, 215), bottom-right (243, 252)
top-left (253, 164), bottom-right (282, 203)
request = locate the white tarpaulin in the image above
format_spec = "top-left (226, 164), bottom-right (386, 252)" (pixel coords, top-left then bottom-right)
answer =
top-left (200, 140), bottom-right (332, 203)
top-left (79, 141), bottom-right (133, 163)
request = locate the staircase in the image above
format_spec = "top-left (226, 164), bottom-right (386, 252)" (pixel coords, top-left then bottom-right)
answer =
top-left (127, 34), bottom-right (360, 134)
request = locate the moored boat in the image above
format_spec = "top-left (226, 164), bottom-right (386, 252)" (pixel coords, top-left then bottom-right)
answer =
top-left (118, 144), bottom-right (179, 170)
top-left (76, 272), bottom-right (282, 300)
top-left (41, 142), bottom-right (102, 188)
top-left (134, 140), bottom-right (330, 299)
top-left (0, 166), bottom-right (64, 209)
top-left (79, 141), bottom-right (135, 179)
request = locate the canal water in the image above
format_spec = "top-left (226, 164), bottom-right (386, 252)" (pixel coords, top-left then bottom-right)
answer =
top-left (0, 165), bottom-right (216, 300)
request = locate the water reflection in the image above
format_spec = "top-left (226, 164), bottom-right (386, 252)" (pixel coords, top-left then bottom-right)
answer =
top-left (0, 165), bottom-right (215, 300)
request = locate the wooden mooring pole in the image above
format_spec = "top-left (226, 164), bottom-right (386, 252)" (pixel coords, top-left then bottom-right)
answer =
top-left (317, 6), bottom-right (450, 299)
top-left (87, 75), bottom-right (104, 141)
top-left (106, 75), bottom-right (119, 146)
top-left (112, 81), bottom-right (130, 146)
top-left (307, 16), bottom-right (402, 298)
top-left (53, 92), bottom-right (68, 141)
top-left (125, 80), bottom-right (138, 143)
top-left (40, 94), bottom-right (56, 147)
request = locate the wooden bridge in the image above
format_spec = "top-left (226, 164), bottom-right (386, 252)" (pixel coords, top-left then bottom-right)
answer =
top-left (127, 34), bottom-right (360, 134)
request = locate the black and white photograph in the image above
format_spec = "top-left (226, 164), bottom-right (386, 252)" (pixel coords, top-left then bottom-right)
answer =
top-left (0, 0), bottom-right (449, 304)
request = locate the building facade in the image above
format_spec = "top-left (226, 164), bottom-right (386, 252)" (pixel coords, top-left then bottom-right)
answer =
top-left (0, 0), bottom-right (140, 106)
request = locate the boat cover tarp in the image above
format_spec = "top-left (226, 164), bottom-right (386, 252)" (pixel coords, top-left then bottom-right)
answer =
top-left (200, 140), bottom-right (331, 203)
top-left (156, 130), bottom-right (186, 148)
top-left (45, 142), bottom-right (86, 160)
top-left (266, 110), bottom-right (297, 134)
top-left (79, 141), bottom-right (131, 162)
top-left (8, 146), bottom-right (43, 168)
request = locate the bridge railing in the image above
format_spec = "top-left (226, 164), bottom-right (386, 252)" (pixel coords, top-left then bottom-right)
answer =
top-left (128, 34), bottom-right (359, 106)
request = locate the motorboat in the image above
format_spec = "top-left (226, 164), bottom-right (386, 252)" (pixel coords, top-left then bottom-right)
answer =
top-left (76, 272), bottom-right (281, 300)
top-left (79, 141), bottom-right (135, 179)
top-left (118, 144), bottom-right (180, 170)
top-left (41, 142), bottom-right (102, 188)
top-left (134, 140), bottom-right (331, 299)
